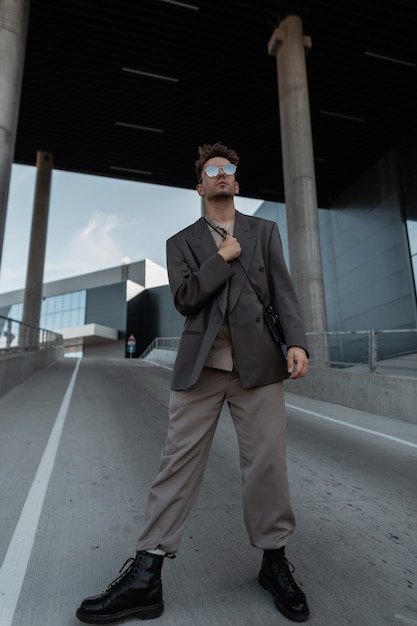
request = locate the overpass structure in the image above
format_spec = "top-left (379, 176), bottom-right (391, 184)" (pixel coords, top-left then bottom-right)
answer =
top-left (4, 0), bottom-right (417, 204)
top-left (1, 1), bottom-right (417, 332)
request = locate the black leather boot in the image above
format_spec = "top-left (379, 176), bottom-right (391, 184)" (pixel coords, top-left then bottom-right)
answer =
top-left (258, 547), bottom-right (309, 622)
top-left (76, 551), bottom-right (174, 623)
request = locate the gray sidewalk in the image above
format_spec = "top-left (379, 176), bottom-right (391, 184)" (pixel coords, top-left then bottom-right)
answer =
top-left (0, 357), bottom-right (416, 626)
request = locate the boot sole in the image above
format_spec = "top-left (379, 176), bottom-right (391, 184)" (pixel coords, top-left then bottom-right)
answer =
top-left (258, 572), bottom-right (309, 623)
top-left (76, 601), bottom-right (164, 623)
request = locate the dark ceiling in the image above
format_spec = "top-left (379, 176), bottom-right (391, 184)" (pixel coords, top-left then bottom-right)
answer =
top-left (15, 0), bottom-right (417, 208)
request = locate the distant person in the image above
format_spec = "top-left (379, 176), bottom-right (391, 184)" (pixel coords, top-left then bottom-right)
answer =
top-left (76, 142), bottom-right (310, 623)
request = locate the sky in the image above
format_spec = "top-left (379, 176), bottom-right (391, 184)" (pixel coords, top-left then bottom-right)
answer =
top-left (0, 164), bottom-right (263, 294)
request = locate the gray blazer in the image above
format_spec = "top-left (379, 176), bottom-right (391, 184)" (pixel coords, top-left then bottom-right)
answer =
top-left (166, 211), bottom-right (308, 390)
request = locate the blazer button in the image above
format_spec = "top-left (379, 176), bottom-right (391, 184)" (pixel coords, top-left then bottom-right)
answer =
top-left (256, 316), bottom-right (261, 322)
top-left (259, 267), bottom-right (265, 272)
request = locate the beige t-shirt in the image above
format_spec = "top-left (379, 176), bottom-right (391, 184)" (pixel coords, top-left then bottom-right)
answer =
top-left (203, 214), bottom-right (235, 372)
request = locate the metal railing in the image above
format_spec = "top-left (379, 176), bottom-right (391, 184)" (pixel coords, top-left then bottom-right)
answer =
top-left (307, 329), bottom-right (417, 374)
top-left (139, 337), bottom-right (180, 359)
top-left (0, 315), bottom-right (64, 356)
top-left (139, 330), bottom-right (417, 376)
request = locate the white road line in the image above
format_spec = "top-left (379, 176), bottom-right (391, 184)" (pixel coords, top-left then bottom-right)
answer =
top-left (0, 359), bottom-right (81, 626)
top-left (144, 359), bottom-right (174, 371)
top-left (286, 403), bottom-right (417, 449)
top-left (394, 615), bottom-right (417, 625)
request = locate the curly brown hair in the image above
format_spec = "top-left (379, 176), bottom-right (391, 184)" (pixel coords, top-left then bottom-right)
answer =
top-left (195, 142), bottom-right (239, 181)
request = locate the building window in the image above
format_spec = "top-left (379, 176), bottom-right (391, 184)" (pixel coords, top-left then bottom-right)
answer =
top-left (6, 290), bottom-right (87, 331)
top-left (6, 302), bottom-right (22, 322)
top-left (40, 290), bottom-right (87, 330)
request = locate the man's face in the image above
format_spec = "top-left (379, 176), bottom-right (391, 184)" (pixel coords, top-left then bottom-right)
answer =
top-left (197, 157), bottom-right (239, 200)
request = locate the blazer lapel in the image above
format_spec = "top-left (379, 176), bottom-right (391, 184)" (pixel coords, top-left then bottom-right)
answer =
top-left (183, 214), bottom-right (256, 315)
top-left (185, 217), bottom-right (228, 318)
top-left (185, 217), bottom-right (218, 267)
top-left (228, 212), bottom-right (257, 312)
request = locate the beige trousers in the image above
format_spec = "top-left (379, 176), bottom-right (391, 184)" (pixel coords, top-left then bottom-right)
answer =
top-left (136, 367), bottom-right (295, 554)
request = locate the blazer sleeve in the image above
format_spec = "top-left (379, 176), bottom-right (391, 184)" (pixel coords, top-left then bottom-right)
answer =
top-left (266, 223), bottom-right (309, 355)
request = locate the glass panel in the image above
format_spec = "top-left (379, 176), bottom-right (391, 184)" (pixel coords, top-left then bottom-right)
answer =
top-left (406, 220), bottom-right (417, 296)
top-left (61, 310), bottom-right (71, 328)
top-left (407, 220), bottom-right (417, 255)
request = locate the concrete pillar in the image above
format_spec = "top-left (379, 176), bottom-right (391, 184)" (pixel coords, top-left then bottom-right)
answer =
top-left (0, 0), bottom-right (31, 273)
top-left (20, 151), bottom-right (53, 346)
top-left (268, 15), bottom-right (329, 365)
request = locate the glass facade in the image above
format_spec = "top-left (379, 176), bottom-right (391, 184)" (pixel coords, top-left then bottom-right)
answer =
top-left (41, 290), bottom-right (86, 330)
top-left (6, 290), bottom-right (86, 331)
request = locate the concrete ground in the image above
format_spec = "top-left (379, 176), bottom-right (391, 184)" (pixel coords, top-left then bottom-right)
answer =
top-left (0, 357), bottom-right (416, 626)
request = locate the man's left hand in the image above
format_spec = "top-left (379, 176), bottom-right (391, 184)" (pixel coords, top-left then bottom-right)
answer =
top-left (287, 347), bottom-right (309, 379)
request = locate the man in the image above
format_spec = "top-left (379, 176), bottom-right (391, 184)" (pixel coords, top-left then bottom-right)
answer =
top-left (76, 143), bottom-right (310, 623)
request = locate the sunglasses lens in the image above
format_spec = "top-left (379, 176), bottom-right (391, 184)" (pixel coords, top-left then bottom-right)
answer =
top-left (205, 166), bottom-right (219, 177)
top-left (222, 164), bottom-right (236, 175)
top-left (204, 164), bottom-right (237, 178)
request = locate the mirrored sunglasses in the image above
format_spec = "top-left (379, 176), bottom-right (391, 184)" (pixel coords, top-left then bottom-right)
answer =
top-left (203, 164), bottom-right (237, 178)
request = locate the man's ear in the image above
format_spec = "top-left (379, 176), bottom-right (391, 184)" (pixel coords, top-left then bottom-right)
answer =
top-left (235, 181), bottom-right (240, 195)
top-left (196, 183), bottom-right (205, 196)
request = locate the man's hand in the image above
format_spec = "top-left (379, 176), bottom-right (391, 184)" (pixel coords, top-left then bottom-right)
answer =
top-left (218, 235), bottom-right (241, 262)
top-left (287, 346), bottom-right (309, 379)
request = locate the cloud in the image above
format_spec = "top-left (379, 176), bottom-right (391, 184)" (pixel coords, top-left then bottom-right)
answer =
top-left (41, 211), bottom-right (127, 283)
top-left (68, 211), bottom-right (124, 271)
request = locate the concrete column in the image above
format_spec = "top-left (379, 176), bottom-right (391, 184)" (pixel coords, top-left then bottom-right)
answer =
top-left (0, 0), bottom-right (31, 272)
top-left (268, 15), bottom-right (329, 365)
top-left (21, 151), bottom-right (53, 346)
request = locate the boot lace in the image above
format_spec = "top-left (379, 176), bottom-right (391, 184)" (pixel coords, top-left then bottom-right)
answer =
top-left (283, 556), bottom-right (296, 575)
top-left (106, 556), bottom-right (137, 591)
top-left (105, 552), bottom-right (176, 592)
top-left (269, 552), bottom-right (302, 596)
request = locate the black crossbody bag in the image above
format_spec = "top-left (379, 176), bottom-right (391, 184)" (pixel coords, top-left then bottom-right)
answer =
top-left (263, 304), bottom-right (285, 345)
top-left (204, 219), bottom-right (285, 346)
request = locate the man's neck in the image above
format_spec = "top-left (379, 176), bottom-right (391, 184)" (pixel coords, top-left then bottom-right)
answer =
top-left (205, 199), bottom-right (236, 226)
